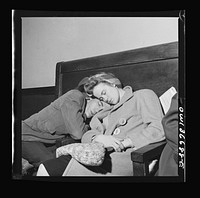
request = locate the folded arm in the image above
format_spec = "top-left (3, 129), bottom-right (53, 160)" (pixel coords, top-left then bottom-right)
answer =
top-left (61, 93), bottom-right (88, 140)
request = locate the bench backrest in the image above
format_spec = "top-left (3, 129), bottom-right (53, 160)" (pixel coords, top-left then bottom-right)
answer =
top-left (55, 41), bottom-right (178, 98)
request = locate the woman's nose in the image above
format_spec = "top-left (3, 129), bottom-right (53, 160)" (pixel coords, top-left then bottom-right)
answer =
top-left (101, 96), bottom-right (108, 103)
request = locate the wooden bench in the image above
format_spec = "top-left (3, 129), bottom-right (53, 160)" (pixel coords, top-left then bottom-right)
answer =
top-left (55, 41), bottom-right (178, 176)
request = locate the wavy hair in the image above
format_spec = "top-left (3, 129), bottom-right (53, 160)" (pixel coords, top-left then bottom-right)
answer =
top-left (83, 72), bottom-right (122, 96)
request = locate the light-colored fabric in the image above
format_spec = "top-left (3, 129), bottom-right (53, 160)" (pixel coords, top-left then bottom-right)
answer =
top-left (36, 164), bottom-right (50, 176)
top-left (62, 148), bottom-right (134, 176)
top-left (159, 86), bottom-right (177, 115)
top-left (62, 158), bottom-right (104, 176)
top-left (56, 142), bottom-right (106, 166)
top-left (63, 88), bottom-right (165, 176)
top-left (82, 88), bottom-right (165, 149)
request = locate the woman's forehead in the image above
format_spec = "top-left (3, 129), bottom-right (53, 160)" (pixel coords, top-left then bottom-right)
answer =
top-left (94, 83), bottom-right (107, 93)
top-left (87, 98), bottom-right (105, 108)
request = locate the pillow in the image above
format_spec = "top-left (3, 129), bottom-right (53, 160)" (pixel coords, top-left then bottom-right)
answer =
top-left (56, 142), bottom-right (106, 166)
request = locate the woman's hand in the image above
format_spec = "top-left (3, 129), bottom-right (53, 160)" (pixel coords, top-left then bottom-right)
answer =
top-left (121, 138), bottom-right (133, 149)
top-left (93, 134), bottom-right (124, 152)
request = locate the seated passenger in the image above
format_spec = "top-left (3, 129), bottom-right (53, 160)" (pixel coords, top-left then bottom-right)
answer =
top-left (158, 93), bottom-right (179, 176)
top-left (22, 77), bottom-right (105, 174)
top-left (37, 72), bottom-right (165, 176)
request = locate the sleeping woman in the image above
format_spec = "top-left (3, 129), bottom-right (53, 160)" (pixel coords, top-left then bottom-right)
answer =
top-left (37, 72), bottom-right (165, 176)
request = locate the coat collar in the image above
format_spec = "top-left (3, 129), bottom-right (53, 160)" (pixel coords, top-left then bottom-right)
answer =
top-left (91, 86), bottom-right (134, 120)
top-left (111, 86), bottom-right (134, 112)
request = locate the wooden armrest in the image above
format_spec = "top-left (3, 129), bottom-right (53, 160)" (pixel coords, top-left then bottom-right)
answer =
top-left (130, 140), bottom-right (166, 176)
top-left (131, 140), bottom-right (166, 163)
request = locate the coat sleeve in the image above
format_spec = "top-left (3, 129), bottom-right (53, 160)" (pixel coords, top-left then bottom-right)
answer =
top-left (128, 89), bottom-right (165, 149)
top-left (60, 91), bottom-right (89, 140)
top-left (81, 129), bottom-right (102, 143)
top-left (81, 116), bottom-right (104, 143)
top-left (81, 107), bottom-right (112, 143)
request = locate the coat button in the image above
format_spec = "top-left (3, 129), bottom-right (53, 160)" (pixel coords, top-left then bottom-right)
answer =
top-left (113, 128), bottom-right (120, 135)
top-left (119, 118), bottom-right (126, 126)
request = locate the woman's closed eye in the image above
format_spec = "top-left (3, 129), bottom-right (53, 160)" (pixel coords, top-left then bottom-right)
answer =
top-left (98, 101), bottom-right (103, 107)
top-left (99, 90), bottom-right (106, 101)
top-left (101, 90), bottom-right (106, 96)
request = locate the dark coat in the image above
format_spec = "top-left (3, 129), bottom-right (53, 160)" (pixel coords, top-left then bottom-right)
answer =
top-left (22, 90), bottom-right (89, 143)
top-left (158, 93), bottom-right (178, 176)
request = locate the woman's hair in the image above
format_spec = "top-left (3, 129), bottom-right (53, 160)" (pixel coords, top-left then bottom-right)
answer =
top-left (76, 77), bottom-right (89, 93)
top-left (83, 72), bottom-right (122, 96)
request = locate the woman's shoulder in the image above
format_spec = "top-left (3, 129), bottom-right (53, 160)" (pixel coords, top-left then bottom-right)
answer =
top-left (133, 89), bottom-right (158, 101)
top-left (134, 89), bottom-right (156, 96)
top-left (55, 89), bottom-right (85, 105)
top-left (68, 89), bottom-right (84, 96)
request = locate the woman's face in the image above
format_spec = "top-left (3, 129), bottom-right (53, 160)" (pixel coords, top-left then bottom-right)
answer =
top-left (93, 83), bottom-right (120, 105)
